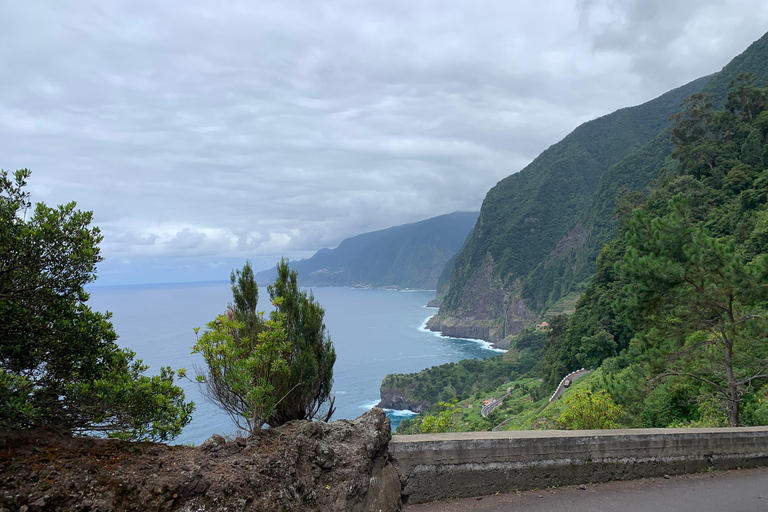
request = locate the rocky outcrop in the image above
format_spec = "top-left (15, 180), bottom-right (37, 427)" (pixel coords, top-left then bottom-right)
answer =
top-left (425, 298), bottom-right (442, 308)
top-left (546, 223), bottom-right (588, 263)
top-left (376, 389), bottom-right (429, 413)
top-left (0, 409), bottom-right (401, 512)
top-left (490, 336), bottom-right (513, 351)
top-left (427, 253), bottom-right (537, 344)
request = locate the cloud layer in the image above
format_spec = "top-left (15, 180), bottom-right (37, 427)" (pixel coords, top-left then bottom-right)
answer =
top-left (2, 0), bottom-right (767, 283)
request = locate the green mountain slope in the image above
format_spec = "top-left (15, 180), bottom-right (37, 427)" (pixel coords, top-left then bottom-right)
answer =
top-left (383, 31), bottom-right (768, 431)
top-left (431, 32), bottom-right (768, 343)
top-left (255, 211), bottom-right (479, 290)
top-left (430, 76), bottom-right (708, 341)
top-left (537, 74), bottom-right (768, 428)
top-left (523, 32), bottom-right (768, 312)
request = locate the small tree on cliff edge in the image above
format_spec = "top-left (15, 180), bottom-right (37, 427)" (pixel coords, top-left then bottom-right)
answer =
top-left (0, 169), bottom-right (193, 440)
top-left (268, 258), bottom-right (336, 425)
top-left (192, 259), bottom-right (336, 432)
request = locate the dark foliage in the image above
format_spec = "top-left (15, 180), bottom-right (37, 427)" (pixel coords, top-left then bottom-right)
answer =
top-left (1, 169), bottom-right (193, 441)
top-left (268, 259), bottom-right (337, 424)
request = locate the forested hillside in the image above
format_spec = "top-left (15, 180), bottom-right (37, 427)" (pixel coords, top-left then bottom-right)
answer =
top-left (430, 32), bottom-right (768, 344)
top-left (539, 73), bottom-right (768, 428)
top-left (386, 32), bottom-right (768, 433)
top-left (255, 211), bottom-right (478, 290)
top-left (428, 75), bottom-right (709, 341)
top-left (522, 32), bottom-right (768, 313)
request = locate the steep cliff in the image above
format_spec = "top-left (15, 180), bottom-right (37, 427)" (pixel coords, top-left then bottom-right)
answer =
top-left (432, 32), bottom-right (768, 341)
top-left (256, 211), bottom-right (478, 290)
top-left (426, 253), bottom-right (536, 343)
top-left (522, 32), bottom-right (768, 313)
top-left (376, 389), bottom-right (430, 413)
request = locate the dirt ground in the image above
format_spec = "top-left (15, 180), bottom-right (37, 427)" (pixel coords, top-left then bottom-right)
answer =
top-left (0, 409), bottom-right (401, 512)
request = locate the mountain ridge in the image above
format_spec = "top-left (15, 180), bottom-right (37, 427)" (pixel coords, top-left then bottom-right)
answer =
top-left (255, 211), bottom-right (479, 290)
top-left (430, 31), bottom-right (768, 343)
top-left (523, 32), bottom-right (768, 313)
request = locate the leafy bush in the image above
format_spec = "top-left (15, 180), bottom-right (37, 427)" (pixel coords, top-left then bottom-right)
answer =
top-left (556, 389), bottom-right (624, 430)
top-left (419, 402), bottom-right (457, 434)
top-left (0, 169), bottom-right (193, 441)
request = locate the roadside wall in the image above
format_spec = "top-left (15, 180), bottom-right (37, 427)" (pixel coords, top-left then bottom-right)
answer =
top-left (389, 427), bottom-right (768, 504)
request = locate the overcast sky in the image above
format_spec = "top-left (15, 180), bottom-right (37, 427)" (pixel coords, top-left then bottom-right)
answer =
top-left (3, 1), bottom-right (767, 284)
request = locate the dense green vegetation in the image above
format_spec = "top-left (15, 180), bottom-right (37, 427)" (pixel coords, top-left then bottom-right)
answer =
top-left (388, 327), bottom-right (550, 434)
top-left (382, 328), bottom-right (547, 409)
top-left (255, 211), bottom-right (478, 290)
top-left (555, 389), bottom-right (624, 430)
top-left (439, 76), bottom-right (709, 315)
top-left (544, 75), bottom-right (768, 428)
top-left (1, 170), bottom-right (193, 441)
top-left (539, 235), bottom-right (635, 390)
top-left (396, 377), bottom-right (548, 434)
top-left (521, 33), bottom-right (768, 314)
top-left (394, 74), bottom-right (768, 434)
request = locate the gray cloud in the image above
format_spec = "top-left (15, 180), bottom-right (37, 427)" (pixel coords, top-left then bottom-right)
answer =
top-left (2, 0), bottom-right (767, 284)
top-left (577, 0), bottom-right (768, 88)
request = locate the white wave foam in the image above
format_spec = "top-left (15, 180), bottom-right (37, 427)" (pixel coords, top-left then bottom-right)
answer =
top-left (418, 313), bottom-right (505, 353)
top-left (359, 399), bottom-right (381, 410)
top-left (383, 409), bottom-right (419, 418)
top-left (359, 400), bottom-right (418, 418)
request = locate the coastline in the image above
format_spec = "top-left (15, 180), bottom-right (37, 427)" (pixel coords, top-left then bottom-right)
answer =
top-left (374, 310), bottom-right (506, 418)
top-left (418, 311), bottom-right (506, 353)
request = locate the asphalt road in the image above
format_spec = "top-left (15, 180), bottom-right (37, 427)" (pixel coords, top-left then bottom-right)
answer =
top-left (481, 392), bottom-right (510, 417)
top-left (550, 369), bottom-right (591, 402)
top-left (405, 467), bottom-right (768, 512)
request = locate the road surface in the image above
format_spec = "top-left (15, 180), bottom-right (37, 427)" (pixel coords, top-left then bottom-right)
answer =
top-left (481, 391), bottom-right (510, 417)
top-left (550, 369), bottom-right (591, 402)
top-left (405, 467), bottom-right (768, 512)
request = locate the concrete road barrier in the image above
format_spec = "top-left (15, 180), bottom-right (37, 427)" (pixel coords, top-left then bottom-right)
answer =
top-left (389, 427), bottom-right (768, 504)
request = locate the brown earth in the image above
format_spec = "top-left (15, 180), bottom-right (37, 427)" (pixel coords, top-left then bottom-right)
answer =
top-left (0, 408), bottom-right (401, 512)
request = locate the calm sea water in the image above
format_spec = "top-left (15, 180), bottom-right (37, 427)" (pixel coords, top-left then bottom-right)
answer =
top-left (87, 282), bottom-right (500, 445)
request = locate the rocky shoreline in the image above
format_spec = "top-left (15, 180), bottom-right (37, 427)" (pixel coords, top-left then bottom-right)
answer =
top-left (423, 313), bottom-right (512, 351)
top-left (375, 389), bottom-right (430, 414)
top-left (376, 310), bottom-right (513, 415)
top-left (424, 253), bottom-right (538, 349)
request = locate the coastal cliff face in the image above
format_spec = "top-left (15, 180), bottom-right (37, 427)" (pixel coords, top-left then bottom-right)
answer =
top-left (377, 389), bottom-right (429, 413)
top-left (429, 75), bottom-right (714, 340)
top-left (0, 409), bottom-right (401, 512)
top-left (426, 254), bottom-right (537, 343)
top-left (255, 211), bottom-right (478, 290)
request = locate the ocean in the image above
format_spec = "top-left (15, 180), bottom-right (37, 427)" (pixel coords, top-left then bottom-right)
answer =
top-left (87, 282), bottom-right (501, 445)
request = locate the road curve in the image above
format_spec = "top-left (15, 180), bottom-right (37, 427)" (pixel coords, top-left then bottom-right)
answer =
top-left (484, 369), bottom-right (590, 422)
top-left (549, 368), bottom-right (591, 402)
top-left (533, 368), bottom-right (591, 415)
top-left (481, 392), bottom-right (510, 418)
